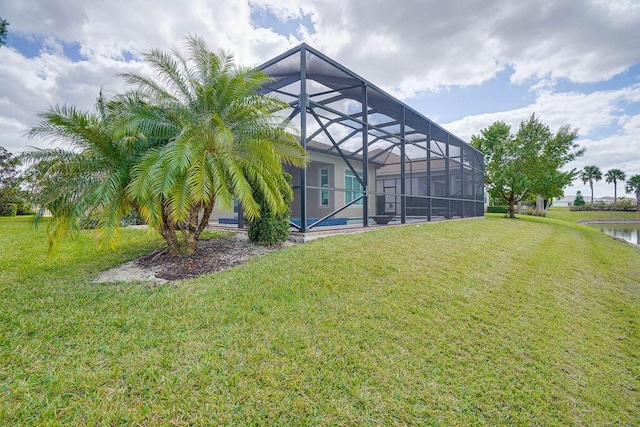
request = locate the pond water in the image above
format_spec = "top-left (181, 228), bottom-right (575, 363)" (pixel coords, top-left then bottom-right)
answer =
top-left (588, 223), bottom-right (640, 245)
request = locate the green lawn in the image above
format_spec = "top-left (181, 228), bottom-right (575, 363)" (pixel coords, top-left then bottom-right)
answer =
top-left (547, 206), bottom-right (640, 223)
top-left (1, 214), bottom-right (639, 425)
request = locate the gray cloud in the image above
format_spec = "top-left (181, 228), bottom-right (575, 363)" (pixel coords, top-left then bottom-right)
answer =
top-left (1, 0), bottom-right (638, 199)
top-left (262, 0), bottom-right (640, 95)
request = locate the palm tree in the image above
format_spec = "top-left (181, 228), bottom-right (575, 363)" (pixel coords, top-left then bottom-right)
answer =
top-left (580, 165), bottom-right (602, 205)
top-left (605, 168), bottom-right (626, 207)
top-left (121, 36), bottom-right (307, 254)
top-left (23, 93), bottom-right (163, 250)
top-left (626, 174), bottom-right (640, 212)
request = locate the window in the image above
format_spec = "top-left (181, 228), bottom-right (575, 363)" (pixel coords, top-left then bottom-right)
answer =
top-left (345, 170), bottom-right (363, 205)
top-left (320, 168), bottom-right (329, 206)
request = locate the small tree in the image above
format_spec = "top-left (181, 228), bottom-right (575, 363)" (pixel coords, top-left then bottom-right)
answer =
top-left (123, 36), bottom-right (307, 254)
top-left (625, 175), bottom-right (640, 212)
top-left (580, 165), bottom-right (602, 204)
top-left (605, 168), bottom-right (626, 207)
top-left (574, 191), bottom-right (585, 206)
top-left (0, 146), bottom-right (23, 214)
top-left (471, 114), bottom-right (582, 218)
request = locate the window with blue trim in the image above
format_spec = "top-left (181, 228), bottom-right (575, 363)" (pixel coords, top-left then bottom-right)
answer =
top-left (345, 170), bottom-right (363, 205)
top-left (320, 168), bottom-right (329, 206)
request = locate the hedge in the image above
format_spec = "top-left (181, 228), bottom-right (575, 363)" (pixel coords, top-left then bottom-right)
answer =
top-left (0, 203), bottom-right (17, 217)
top-left (487, 206), bottom-right (508, 214)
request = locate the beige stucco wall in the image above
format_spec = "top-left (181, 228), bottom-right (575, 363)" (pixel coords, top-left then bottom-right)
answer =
top-left (209, 150), bottom-right (377, 221)
top-left (288, 151), bottom-right (377, 220)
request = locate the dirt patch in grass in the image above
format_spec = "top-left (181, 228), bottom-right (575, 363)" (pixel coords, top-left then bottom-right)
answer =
top-left (97, 234), bottom-right (290, 283)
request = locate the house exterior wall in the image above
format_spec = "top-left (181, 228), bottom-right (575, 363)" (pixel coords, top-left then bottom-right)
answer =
top-left (285, 151), bottom-right (377, 220)
top-left (209, 150), bottom-right (377, 222)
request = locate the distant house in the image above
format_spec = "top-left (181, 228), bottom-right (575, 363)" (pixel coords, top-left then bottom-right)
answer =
top-left (553, 194), bottom-right (636, 207)
top-left (553, 195), bottom-right (576, 207)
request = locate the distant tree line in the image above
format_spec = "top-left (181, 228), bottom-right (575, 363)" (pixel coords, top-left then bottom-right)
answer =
top-left (0, 146), bottom-right (31, 217)
top-left (578, 165), bottom-right (640, 211)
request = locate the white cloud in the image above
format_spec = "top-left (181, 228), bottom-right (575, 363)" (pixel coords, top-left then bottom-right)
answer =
top-left (442, 85), bottom-right (640, 141)
top-left (2, 0), bottom-right (298, 63)
top-left (0, 44), bottom-right (151, 154)
top-left (249, 0), bottom-right (640, 96)
top-left (441, 85), bottom-right (640, 198)
top-left (565, 120), bottom-right (640, 198)
top-left (0, 0), bottom-right (638, 200)
top-left (0, 0), bottom-right (301, 154)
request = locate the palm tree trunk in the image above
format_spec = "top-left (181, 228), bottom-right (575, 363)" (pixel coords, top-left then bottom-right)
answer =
top-left (161, 223), bottom-right (181, 255)
top-left (184, 206), bottom-right (200, 252)
top-left (195, 200), bottom-right (215, 237)
top-left (637, 190), bottom-right (640, 212)
top-left (613, 182), bottom-right (617, 207)
top-left (590, 181), bottom-right (594, 204)
top-left (160, 206), bottom-right (181, 254)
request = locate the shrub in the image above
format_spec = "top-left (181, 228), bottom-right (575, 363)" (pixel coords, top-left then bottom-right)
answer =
top-left (569, 200), bottom-right (637, 211)
top-left (616, 199), bottom-right (636, 211)
top-left (0, 194), bottom-right (31, 215)
top-left (80, 207), bottom-right (145, 229)
top-left (522, 207), bottom-right (546, 217)
top-left (487, 206), bottom-right (508, 214)
top-left (120, 208), bottom-right (145, 227)
top-left (248, 173), bottom-right (293, 246)
top-left (0, 202), bottom-right (17, 217)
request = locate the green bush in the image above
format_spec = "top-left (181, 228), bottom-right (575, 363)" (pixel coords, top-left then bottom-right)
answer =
top-left (570, 200), bottom-right (636, 212)
top-left (522, 207), bottom-right (547, 217)
top-left (248, 173), bottom-right (293, 246)
top-left (487, 206), bottom-right (508, 214)
top-left (616, 199), bottom-right (636, 211)
top-left (120, 208), bottom-right (145, 226)
top-left (0, 203), bottom-right (17, 217)
top-left (80, 207), bottom-right (145, 229)
top-left (0, 195), bottom-right (31, 215)
top-left (79, 211), bottom-right (100, 229)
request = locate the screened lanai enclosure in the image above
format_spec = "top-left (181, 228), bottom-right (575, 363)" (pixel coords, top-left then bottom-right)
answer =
top-left (230, 43), bottom-right (485, 232)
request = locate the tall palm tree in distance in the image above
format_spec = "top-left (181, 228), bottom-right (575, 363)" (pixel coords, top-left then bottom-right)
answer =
top-left (626, 174), bottom-right (640, 212)
top-left (580, 165), bottom-right (602, 204)
top-left (605, 168), bottom-right (626, 207)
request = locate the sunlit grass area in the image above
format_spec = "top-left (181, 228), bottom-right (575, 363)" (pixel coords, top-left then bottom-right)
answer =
top-left (1, 214), bottom-right (639, 425)
top-left (547, 206), bottom-right (640, 223)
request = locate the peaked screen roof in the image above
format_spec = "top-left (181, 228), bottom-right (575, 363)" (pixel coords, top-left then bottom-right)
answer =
top-left (256, 42), bottom-right (483, 168)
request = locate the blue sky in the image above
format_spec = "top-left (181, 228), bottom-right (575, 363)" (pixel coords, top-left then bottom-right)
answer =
top-left (1, 0), bottom-right (639, 198)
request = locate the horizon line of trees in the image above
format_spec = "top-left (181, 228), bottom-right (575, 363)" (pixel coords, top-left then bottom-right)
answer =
top-left (578, 165), bottom-right (640, 210)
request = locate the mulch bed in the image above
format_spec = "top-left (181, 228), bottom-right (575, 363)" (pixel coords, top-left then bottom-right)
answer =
top-left (135, 234), bottom-right (288, 281)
